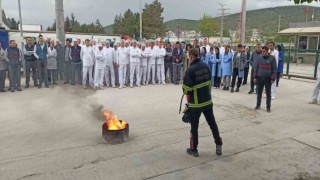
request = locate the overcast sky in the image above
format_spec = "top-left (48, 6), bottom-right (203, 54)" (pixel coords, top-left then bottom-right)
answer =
top-left (3, 0), bottom-right (320, 28)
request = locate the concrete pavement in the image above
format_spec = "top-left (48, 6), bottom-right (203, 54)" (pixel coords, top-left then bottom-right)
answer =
top-left (0, 77), bottom-right (319, 180)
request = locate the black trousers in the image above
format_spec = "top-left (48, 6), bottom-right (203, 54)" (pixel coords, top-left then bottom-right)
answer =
top-left (243, 67), bottom-right (249, 84)
top-left (256, 77), bottom-right (272, 109)
top-left (231, 68), bottom-right (243, 89)
top-left (190, 107), bottom-right (222, 150)
top-left (250, 69), bottom-right (255, 91)
top-left (25, 61), bottom-right (37, 85)
top-left (276, 72), bottom-right (281, 87)
top-left (214, 77), bottom-right (221, 87)
top-left (213, 64), bottom-right (221, 87)
top-left (165, 62), bottom-right (173, 83)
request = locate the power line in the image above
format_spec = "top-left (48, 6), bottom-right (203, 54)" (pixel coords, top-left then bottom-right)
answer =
top-left (217, 2), bottom-right (230, 43)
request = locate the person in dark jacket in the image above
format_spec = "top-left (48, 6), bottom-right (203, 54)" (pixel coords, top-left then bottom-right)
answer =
top-left (5, 40), bottom-right (23, 92)
top-left (182, 48), bottom-right (223, 157)
top-left (242, 46), bottom-right (250, 85)
top-left (172, 42), bottom-right (183, 85)
top-left (34, 35), bottom-right (49, 88)
top-left (248, 44), bottom-right (262, 94)
top-left (0, 41), bottom-right (7, 92)
top-left (24, 37), bottom-right (37, 88)
top-left (63, 39), bottom-right (72, 84)
top-left (276, 45), bottom-right (284, 87)
top-left (253, 46), bottom-right (277, 113)
top-left (164, 42), bottom-right (173, 83)
top-left (70, 39), bottom-right (82, 85)
top-left (55, 39), bottom-right (64, 81)
top-left (231, 44), bottom-right (246, 93)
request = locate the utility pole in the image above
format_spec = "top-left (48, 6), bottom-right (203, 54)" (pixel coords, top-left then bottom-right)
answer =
top-left (218, 2), bottom-right (230, 43)
top-left (177, 24), bottom-right (180, 42)
top-left (278, 15), bottom-right (281, 32)
top-left (55, 0), bottom-right (65, 45)
top-left (18, 0), bottom-right (25, 75)
top-left (139, 0), bottom-right (142, 40)
top-left (0, 0), bottom-right (3, 28)
top-left (239, 0), bottom-right (247, 45)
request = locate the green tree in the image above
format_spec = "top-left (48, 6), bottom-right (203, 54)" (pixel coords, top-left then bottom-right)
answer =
top-left (95, 19), bottom-right (104, 33)
top-left (142, 0), bottom-right (164, 38)
top-left (113, 14), bottom-right (124, 34)
top-left (274, 34), bottom-right (290, 42)
top-left (65, 16), bottom-right (72, 32)
top-left (291, 0), bottom-right (318, 4)
top-left (198, 15), bottom-right (219, 39)
top-left (47, 20), bottom-right (56, 31)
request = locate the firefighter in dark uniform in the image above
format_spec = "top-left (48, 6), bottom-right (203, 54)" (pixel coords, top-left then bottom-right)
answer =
top-left (182, 48), bottom-right (223, 157)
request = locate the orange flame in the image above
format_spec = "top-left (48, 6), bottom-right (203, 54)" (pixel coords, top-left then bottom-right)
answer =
top-left (103, 111), bottom-right (127, 130)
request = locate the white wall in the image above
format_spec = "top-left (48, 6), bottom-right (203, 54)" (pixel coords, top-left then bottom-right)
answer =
top-left (8, 31), bottom-right (122, 48)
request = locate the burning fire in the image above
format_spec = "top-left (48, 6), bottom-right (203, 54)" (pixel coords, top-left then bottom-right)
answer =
top-left (103, 111), bottom-right (128, 130)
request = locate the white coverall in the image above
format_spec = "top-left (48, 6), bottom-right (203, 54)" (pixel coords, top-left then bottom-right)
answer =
top-left (269, 49), bottom-right (279, 99)
top-left (129, 46), bottom-right (141, 87)
top-left (94, 49), bottom-right (106, 88)
top-left (81, 46), bottom-right (94, 87)
top-left (311, 62), bottom-right (320, 103)
top-left (104, 47), bottom-right (116, 87)
top-left (140, 49), bottom-right (148, 85)
top-left (147, 47), bottom-right (157, 84)
top-left (117, 47), bottom-right (129, 87)
top-left (156, 47), bottom-right (166, 84)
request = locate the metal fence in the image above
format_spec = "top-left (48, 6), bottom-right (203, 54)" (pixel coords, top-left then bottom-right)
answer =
top-left (283, 49), bottom-right (319, 80)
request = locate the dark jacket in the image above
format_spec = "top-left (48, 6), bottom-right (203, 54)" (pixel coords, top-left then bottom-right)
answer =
top-left (253, 54), bottom-right (277, 81)
top-left (70, 45), bottom-right (81, 63)
top-left (232, 51), bottom-right (246, 70)
top-left (249, 50), bottom-right (261, 68)
top-left (183, 58), bottom-right (212, 112)
top-left (165, 48), bottom-right (173, 63)
top-left (63, 45), bottom-right (71, 62)
top-left (55, 44), bottom-right (64, 62)
top-left (172, 48), bottom-right (183, 64)
top-left (35, 43), bottom-right (48, 61)
top-left (245, 51), bottom-right (250, 68)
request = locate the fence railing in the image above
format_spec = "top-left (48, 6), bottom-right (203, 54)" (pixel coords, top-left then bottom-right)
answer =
top-left (283, 49), bottom-right (319, 80)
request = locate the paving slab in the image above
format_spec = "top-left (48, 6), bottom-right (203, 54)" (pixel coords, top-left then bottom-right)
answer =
top-left (0, 77), bottom-right (319, 180)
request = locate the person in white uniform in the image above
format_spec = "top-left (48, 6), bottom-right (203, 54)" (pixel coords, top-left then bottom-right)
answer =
top-left (309, 62), bottom-right (320, 104)
top-left (268, 42), bottom-right (279, 100)
top-left (80, 39), bottom-right (94, 89)
top-left (104, 41), bottom-right (116, 88)
top-left (140, 43), bottom-right (148, 85)
top-left (117, 40), bottom-right (129, 89)
top-left (129, 41), bottom-right (141, 88)
top-left (125, 40), bottom-right (131, 85)
top-left (113, 44), bottom-right (119, 85)
top-left (94, 43), bottom-right (106, 90)
top-left (156, 43), bottom-right (166, 85)
top-left (147, 41), bottom-right (157, 85)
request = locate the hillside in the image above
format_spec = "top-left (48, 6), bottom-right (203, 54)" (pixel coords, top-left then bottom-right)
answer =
top-left (164, 19), bottom-right (199, 31)
top-left (105, 5), bottom-right (320, 36)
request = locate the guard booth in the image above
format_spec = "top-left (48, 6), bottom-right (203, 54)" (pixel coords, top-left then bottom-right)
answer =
top-left (0, 28), bottom-right (9, 49)
top-left (278, 22), bottom-right (320, 80)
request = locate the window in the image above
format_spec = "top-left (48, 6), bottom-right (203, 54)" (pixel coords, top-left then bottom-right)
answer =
top-left (298, 36), bottom-right (307, 49)
top-left (308, 36), bottom-right (318, 50)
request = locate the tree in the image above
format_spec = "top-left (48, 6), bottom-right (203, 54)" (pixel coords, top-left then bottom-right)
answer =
top-left (274, 34), bottom-right (290, 42)
top-left (7, 18), bottom-right (18, 29)
top-left (113, 14), bottom-right (124, 34)
top-left (65, 16), bottom-right (72, 32)
top-left (291, 0), bottom-right (318, 4)
top-left (47, 20), bottom-right (56, 31)
top-left (198, 15), bottom-right (219, 39)
top-left (113, 9), bottom-right (140, 38)
top-left (142, 0), bottom-right (165, 38)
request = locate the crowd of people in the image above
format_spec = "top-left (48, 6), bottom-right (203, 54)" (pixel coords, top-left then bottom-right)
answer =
top-left (3, 34), bottom-right (319, 110)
